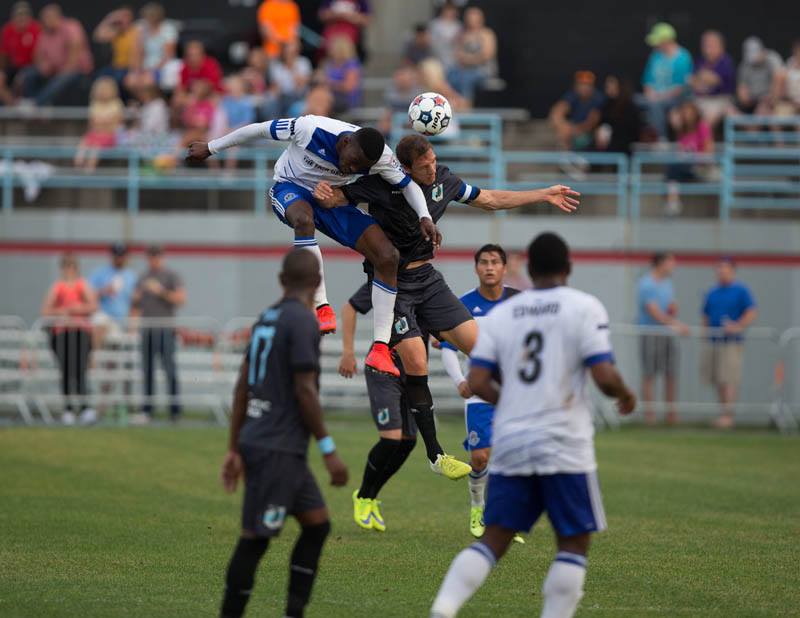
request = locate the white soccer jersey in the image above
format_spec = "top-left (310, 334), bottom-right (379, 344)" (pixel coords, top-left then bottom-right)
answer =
top-left (209, 115), bottom-right (411, 192)
top-left (469, 286), bottom-right (614, 476)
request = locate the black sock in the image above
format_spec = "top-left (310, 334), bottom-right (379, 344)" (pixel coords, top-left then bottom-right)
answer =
top-left (286, 521), bottom-right (331, 618)
top-left (405, 375), bottom-right (443, 463)
top-left (220, 536), bottom-right (269, 618)
top-left (359, 438), bottom-right (402, 500)
top-left (373, 438), bottom-right (416, 496)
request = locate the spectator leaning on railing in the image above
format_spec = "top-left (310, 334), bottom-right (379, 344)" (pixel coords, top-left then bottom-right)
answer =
top-left (130, 245), bottom-right (186, 425)
top-left (0, 2), bottom-right (40, 90)
top-left (690, 30), bottom-right (735, 133)
top-left (701, 258), bottom-right (757, 430)
top-left (41, 252), bottom-right (98, 426)
top-left (637, 252), bottom-right (689, 426)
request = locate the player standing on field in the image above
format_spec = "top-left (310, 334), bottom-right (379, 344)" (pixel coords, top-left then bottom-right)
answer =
top-left (186, 115), bottom-right (439, 378)
top-left (439, 244), bottom-right (523, 543)
top-left (431, 233), bottom-right (636, 618)
top-left (218, 249), bottom-right (348, 618)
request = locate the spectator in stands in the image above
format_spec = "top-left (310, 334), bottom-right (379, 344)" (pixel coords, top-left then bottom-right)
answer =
top-left (93, 7), bottom-right (138, 92)
top-left (322, 35), bottom-right (362, 112)
top-left (447, 7), bottom-right (497, 102)
top-left (41, 252), bottom-right (98, 426)
top-left (637, 252), bottom-right (689, 425)
top-left (318, 0), bottom-right (371, 62)
top-left (640, 22), bottom-right (693, 139)
top-left (270, 40), bottom-right (312, 114)
top-left (180, 78), bottom-right (220, 148)
top-left (664, 100), bottom-right (713, 215)
top-left (123, 3), bottom-right (178, 94)
top-left (130, 245), bottom-right (186, 424)
top-left (736, 36), bottom-right (785, 115)
top-left (690, 30), bottom-right (735, 133)
top-left (418, 57), bottom-right (469, 112)
top-left (0, 2), bottom-right (40, 88)
top-left (702, 258), bottom-right (757, 429)
top-left (287, 83), bottom-right (334, 117)
top-left (594, 75), bottom-right (641, 155)
top-left (549, 70), bottom-right (604, 151)
top-left (429, 2), bottom-right (461, 71)
top-left (74, 77), bottom-right (124, 171)
top-left (130, 82), bottom-right (169, 142)
top-left (220, 75), bottom-right (255, 170)
top-left (0, 71), bottom-right (11, 105)
top-left (20, 4), bottom-right (93, 106)
top-left (403, 24), bottom-right (433, 66)
top-left (777, 39), bottom-right (800, 116)
top-left (257, 0), bottom-right (300, 59)
top-left (379, 65), bottom-right (418, 135)
top-left (173, 40), bottom-right (223, 110)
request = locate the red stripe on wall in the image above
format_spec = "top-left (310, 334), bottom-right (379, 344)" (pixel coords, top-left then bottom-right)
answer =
top-left (0, 241), bottom-right (798, 267)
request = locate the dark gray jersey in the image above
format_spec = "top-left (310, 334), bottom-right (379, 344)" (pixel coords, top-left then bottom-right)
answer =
top-left (238, 297), bottom-right (321, 456)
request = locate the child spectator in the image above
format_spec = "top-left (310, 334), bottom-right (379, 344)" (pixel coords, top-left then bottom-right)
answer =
top-left (690, 30), bottom-right (736, 132)
top-left (665, 100), bottom-right (713, 215)
top-left (124, 82), bottom-right (171, 159)
top-left (594, 75), bottom-right (641, 155)
top-left (74, 77), bottom-right (124, 171)
top-left (270, 40), bottom-right (312, 114)
top-left (240, 47), bottom-right (280, 119)
top-left (736, 37), bottom-right (784, 115)
top-left (429, 2), bottom-right (460, 70)
top-left (220, 75), bottom-right (256, 169)
top-left (123, 3), bottom-right (177, 94)
top-left (447, 7), bottom-right (497, 102)
top-left (322, 35), bottom-right (362, 112)
top-left (180, 78), bottom-right (218, 147)
top-left (549, 70), bottom-right (605, 151)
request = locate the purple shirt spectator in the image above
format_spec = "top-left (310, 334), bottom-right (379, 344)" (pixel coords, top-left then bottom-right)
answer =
top-left (694, 53), bottom-right (735, 95)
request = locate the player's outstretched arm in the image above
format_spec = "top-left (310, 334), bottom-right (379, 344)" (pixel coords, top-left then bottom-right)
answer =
top-left (590, 361), bottom-right (637, 415)
top-left (295, 371), bottom-right (349, 486)
top-left (471, 185), bottom-right (580, 213)
top-left (186, 122), bottom-right (274, 161)
top-left (221, 359), bottom-right (248, 493)
top-left (467, 365), bottom-right (499, 405)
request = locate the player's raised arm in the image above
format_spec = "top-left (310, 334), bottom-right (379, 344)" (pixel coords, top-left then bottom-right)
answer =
top-left (469, 185), bottom-right (580, 213)
top-left (186, 117), bottom-right (303, 161)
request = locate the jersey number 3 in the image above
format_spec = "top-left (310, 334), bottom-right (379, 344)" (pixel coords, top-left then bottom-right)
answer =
top-left (518, 330), bottom-right (543, 384)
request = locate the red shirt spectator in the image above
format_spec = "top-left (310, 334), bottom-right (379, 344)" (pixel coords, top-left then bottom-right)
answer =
top-left (0, 2), bottom-right (41, 71)
top-left (179, 40), bottom-right (223, 92)
top-left (318, 0), bottom-right (370, 56)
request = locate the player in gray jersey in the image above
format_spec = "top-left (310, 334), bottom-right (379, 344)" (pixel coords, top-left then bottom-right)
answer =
top-left (218, 249), bottom-right (348, 618)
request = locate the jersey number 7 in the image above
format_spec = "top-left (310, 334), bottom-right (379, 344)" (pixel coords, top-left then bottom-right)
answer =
top-left (518, 330), bottom-right (543, 384)
top-left (249, 325), bottom-right (276, 385)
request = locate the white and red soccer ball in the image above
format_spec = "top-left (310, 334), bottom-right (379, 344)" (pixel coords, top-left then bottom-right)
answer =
top-left (408, 92), bottom-right (453, 136)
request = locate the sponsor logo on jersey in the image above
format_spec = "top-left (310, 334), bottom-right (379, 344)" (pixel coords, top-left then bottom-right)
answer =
top-left (262, 505), bottom-right (287, 530)
top-left (394, 316), bottom-right (410, 335)
top-left (246, 398), bottom-right (271, 418)
top-left (318, 148), bottom-right (326, 156)
top-left (283, 192), bottom-right (297, 202)
top-left (432, 183), bottom-right (444, 202)
top-left (468, 431), bottom-right (480, 446)
top-left (377, 408), bottom-right (390, 425)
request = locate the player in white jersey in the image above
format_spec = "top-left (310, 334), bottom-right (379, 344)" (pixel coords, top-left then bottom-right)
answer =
top-left (431, 232), bottom-right (636, 618)
top-left (186, 115), bottom-right (438, 377)
top-left (439, 244), bottom-right (524, 541)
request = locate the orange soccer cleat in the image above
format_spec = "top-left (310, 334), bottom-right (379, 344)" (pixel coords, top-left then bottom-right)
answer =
top-left (316, 304), bottom-right (337, 335)
top-left (365, 342), bottom-right (400, 377)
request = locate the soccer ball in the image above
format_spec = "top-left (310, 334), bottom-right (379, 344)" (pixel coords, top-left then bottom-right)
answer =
top-left (408, 92), bottom-right (453, 136)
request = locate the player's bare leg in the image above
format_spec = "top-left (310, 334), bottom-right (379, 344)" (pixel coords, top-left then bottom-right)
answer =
top-left (355, 224), bottom-right (400, 376)
top-left (284, 200), bottom-right (335, 334)
top-left (439, 319), bottom-right (478, 355)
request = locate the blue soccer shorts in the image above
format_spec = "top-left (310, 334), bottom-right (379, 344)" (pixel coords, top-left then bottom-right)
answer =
top-left (269, 181), bottom-right (376, 250)
top-left (463, 401), bottom-right (494, 451)
top-left (483, 471), bottom-right (608, 537)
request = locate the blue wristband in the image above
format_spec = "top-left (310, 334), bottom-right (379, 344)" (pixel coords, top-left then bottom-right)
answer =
top-left (318, 436), bottom-right (336, 456)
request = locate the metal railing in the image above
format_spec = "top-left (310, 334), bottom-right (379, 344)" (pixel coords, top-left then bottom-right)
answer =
top-left (1, 315), bottom-right (798, 432)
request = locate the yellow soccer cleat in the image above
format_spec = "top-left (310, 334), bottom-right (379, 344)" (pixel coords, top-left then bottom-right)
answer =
top-left (370, 500), bottom-right (386, 532)
top-left (352, 490), bottom-right (373, 530)
top-left (512, 534), bottom-right (526, 544)
top-left (430, 454), bottom-right (472, 480)
top-left (470, 506), bottom-right (485, 538)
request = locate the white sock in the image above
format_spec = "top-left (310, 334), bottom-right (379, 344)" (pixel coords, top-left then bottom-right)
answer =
top-left (431, 543), bottom-right (495, 617)
top-left (468, 467), bottom-right (488, 508)
top-left (294, 237), bottom-right (328, 308)
top-left (371, 279), bottom-right (397, 344)
top-left (540, 553), bottom-right (587, 618)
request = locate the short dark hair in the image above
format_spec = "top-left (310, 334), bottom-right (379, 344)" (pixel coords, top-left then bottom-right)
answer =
top-left (414, 23), bottom-right (428, 33)
top-left (651, 252), bottom-right (672, 267)
top-left (354, 127), bottom-right (385, 164)
top-left (474, 243), bottom-right (507, 265)
top-left (280, 248), bottom-right (320, 289)
top-left (720, 256), bottom-right (736, 268)
top-left (395, 134), bottom-right (432, 167)
top-left (146, 244), bottom-right (163, 256)
top-left (527, 232), bottom-right (570, 277)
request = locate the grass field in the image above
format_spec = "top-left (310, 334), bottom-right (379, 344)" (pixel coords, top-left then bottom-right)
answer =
top-left (1, 416), bottom-right (799, 617)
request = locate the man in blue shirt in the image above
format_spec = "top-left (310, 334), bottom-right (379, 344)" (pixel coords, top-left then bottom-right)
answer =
top-left (637, 253), bottom-right (689, 425)
top-left (549, 70), bottom-right (605, 151)
top-left (701, 258), bottom-right (757, 429)
top-left (640, 22), bottom-right (693, 138)
top-left (88, 243), bottom-right (137, 329)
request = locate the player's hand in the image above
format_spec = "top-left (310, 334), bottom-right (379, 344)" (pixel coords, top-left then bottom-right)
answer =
top-left (323, 452), bottom-right (348, 487)
top-left (617, 390), bottom-right (637, 416)
top-left (220, 450), bottom-right (243, 493)
top-left (419, 217), bottom-right (441, 249)
top-left (186, 141), bottom-right (211, 162)
top-left (543, 185), bottom-right (580, 213)
top-left (458, 381), bottom-right (473, 399)
top-left (338, 352), bottom-right (357, 378)
top-left (313, 182), bottom-right (346, 209)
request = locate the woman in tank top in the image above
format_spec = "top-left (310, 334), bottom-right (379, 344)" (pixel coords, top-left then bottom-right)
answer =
top-left (447, 7), bottom-right (497, 102)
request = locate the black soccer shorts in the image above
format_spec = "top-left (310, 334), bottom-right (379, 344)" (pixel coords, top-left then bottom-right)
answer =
top-left (365, 367), bottom-right (418, 437)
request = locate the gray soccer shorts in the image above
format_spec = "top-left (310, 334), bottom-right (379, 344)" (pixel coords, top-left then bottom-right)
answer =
top-left (365, 367), bottom-right (417, 437)
top-left (640, 334), bottom-right (678, 379)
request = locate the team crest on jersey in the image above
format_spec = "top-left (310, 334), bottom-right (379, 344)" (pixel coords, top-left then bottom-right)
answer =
top-left (431, 184), bottom-right (444, 202)
top-left (377, 408), bottom-right (390, 425)
top-left (262, 505), bottom-right (287, 530)
top-left (283, 192), bottom-right (297, 203)
top-left (394, 316), bottom-right (410, 335)
top-left (468, 431), bottom-right (480, 446)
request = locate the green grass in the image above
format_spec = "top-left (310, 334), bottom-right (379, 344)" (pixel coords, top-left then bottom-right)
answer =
top-left (1, 417), bottom-right (799, 617)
